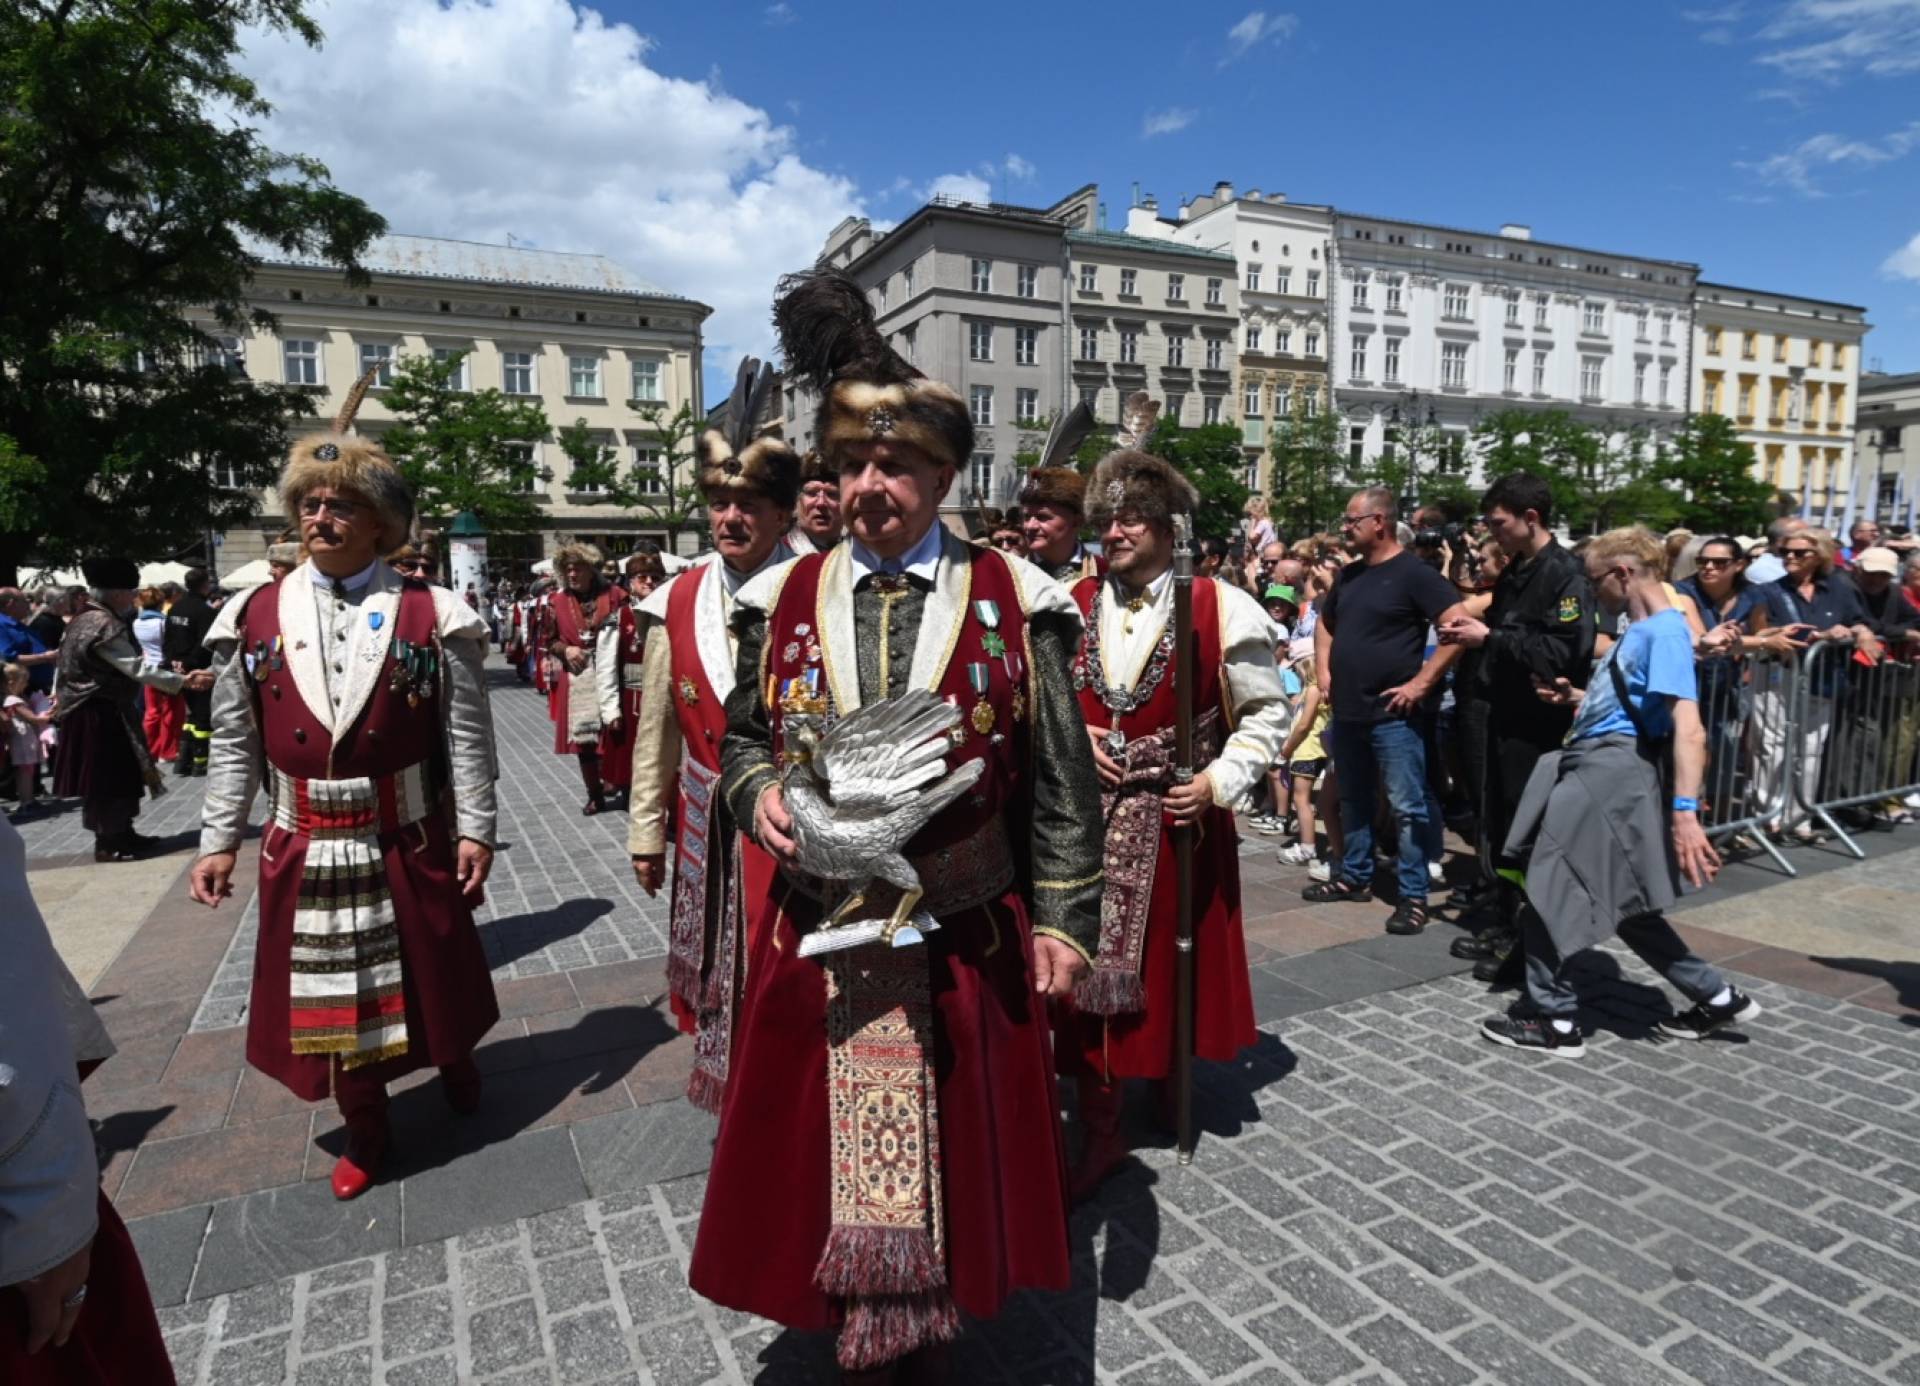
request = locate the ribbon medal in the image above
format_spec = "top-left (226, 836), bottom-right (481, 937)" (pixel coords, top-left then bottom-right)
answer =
top-left (270, 635), bottom-right (284, 672)
top-left (944, 693), bottom-right (968, 747)
top-left (967, 662), bottom-right (996, 735)
top-left (368, 611), bottom-right (384, 632)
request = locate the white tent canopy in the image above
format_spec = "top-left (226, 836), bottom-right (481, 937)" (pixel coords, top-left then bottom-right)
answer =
top-left (220, 558), bottom-right (274, 589)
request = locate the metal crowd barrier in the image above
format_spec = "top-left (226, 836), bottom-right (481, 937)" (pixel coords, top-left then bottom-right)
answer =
top-left (1795, 640), bottom-right (1920, 859)
top-left (1696, 647), bottom-right (1800, 876)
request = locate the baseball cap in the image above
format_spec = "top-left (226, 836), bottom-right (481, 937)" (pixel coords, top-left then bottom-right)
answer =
top-left (1263, 583), bottom-right (1297, 603)
top-left (1854, 546), bottom-right (1900, 575)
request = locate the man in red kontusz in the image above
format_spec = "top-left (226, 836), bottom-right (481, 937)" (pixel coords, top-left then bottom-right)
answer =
top-left (189, 385), bottom-right (500, 1202)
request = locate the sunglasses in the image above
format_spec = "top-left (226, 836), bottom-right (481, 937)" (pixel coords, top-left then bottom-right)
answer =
top-left (1782, 548), bottom-right (1817, 558)
top-left (1695, 556), bottom-right (1737, 569)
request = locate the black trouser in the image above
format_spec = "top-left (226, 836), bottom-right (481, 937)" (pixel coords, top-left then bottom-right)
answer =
top-left (179, 684), bottom-right (213, 770)
top-left (1481, 719), bottom-right (1562, 927)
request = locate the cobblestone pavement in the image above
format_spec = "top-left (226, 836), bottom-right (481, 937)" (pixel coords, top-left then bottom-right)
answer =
top-left (151, 952), bottom-right (1920, 1385)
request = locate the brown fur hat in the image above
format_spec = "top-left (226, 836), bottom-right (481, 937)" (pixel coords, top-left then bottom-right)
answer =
top-left (797, 449), bottom-right (834, 486)
top-left (698, 357), bottom-right (800, 509)
top-left (1085, 450), bottom-right (1199, 531)
top-left (279, 369), bottom-right (414, 552)
top-left (1019, 466), bottom-right (1086, 515)
top-left (552, 540), bottom-right (603, 573)
top-left (773, 270), bottom-right (971, 472)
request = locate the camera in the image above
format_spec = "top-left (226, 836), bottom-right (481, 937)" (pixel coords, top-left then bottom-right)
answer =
top-left (1414, 521), bottom-right (1467, 549)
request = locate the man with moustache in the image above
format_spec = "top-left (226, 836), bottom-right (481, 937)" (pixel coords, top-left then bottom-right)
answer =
top-left (543, 542), bottom-right (627, 814)
top-left (628, 363), bottom-right (801, 1111)
top-left (792, 450), bottom-right (844, 551)
top-left (690, 272), bottom-right (1102, 1382)
top-left (1057, 410), bottom-right (1292, 1198)
top-left (1022, 465), bottom-right (1104, 582)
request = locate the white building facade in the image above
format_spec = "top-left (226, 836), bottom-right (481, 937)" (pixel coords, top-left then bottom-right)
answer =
top-left (1329, 213), bottom-right (1697, 500)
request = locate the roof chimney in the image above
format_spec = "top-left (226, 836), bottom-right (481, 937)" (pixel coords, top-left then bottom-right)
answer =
top-left (1499, 223), bottom-right (1533, 241)
top-left (1266, 191), bottom-right (1287, 203)
top-left (1178, 198), bottom-right (1192, 222)
top-left (1245, 187), bottom-right (1262, 201)
top-left (1213, 180), bottom-right (1234, 202)
top-left (1142, 192), bottom-right (1159, 213)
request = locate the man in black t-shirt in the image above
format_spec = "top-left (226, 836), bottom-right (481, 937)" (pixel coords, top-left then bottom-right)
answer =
top-left (1309, 486), bottom-right (1469, 934)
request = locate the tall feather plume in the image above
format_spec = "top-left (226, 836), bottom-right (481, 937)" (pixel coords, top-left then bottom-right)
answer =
top-left (772, 268), bottom-right (916, 395)
top-left (1113, 391), bottom-right (1161, 450)
top-left (740, 359), bottom-right (779, 443)
top-left (1038, 401), bottom-right (1095, 470)
top-left (725, 356), bottom-right (759, 452)
top-left (331, 365), bottom-right (380, 433)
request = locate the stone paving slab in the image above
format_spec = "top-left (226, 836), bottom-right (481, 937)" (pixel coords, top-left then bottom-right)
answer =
top-left (148, 957), bottom-right (1920, 1385)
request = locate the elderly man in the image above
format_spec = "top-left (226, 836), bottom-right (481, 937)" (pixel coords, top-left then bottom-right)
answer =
top-left (793, 450), bottom-right (844, 552)
top-left (542, 542), bottom-right (627, 814)
top-left (1022, 464), bottom-right (1102, 581)
top-left (628, 375), bottom-right (800, 1111)
top-left (189, 401), bottom-right (501, 1202)
top-left (51, 560), bottom-right (209, 861)
top-left (1841, 517), bottom-right (1882, 568)
top-left (1057, 421), bottom-right (1291, 1200)
top-left (690, 271), bottom-right (1102, 1380)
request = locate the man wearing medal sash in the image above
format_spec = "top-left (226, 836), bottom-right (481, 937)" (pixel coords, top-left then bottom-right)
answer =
top-left (1057, 395), bottom-right (1293, 1200)
top-left (689, 271), bottom-right (1104, 1381)
top-left (627, 359), bottom-right (800, 1111)
top-left (188, 373), bottom-right (501, 1202)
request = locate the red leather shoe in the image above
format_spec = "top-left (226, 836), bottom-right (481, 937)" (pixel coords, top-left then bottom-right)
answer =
top-left (330, 1122), bottom-right (388, 1201)
top-left (441, 1058), bottom-right (482, 1115)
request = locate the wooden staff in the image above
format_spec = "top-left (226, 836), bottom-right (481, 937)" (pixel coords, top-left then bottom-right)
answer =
top-left (1171, 512), bottom-right (1197, 1164)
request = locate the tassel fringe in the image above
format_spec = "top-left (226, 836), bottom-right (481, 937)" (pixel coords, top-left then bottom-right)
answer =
top-left (835, 1291), bottom-right (960, 1372)
top-left (1074, 967), bottom-right (1146, 1017)
top-left (684, 1065), bottom-right (726, 1116)
top-left (813, 1226), bottom-right (946, 1298)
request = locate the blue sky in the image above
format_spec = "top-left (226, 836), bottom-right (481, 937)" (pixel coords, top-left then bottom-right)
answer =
top-left (245, 1), bottom-right (1920, 396)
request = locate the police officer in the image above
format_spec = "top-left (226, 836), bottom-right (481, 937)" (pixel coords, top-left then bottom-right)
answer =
top-left (1437, 472), bottom-right (1594, 978)
top-left (162, 567), bottom-right (217, 775)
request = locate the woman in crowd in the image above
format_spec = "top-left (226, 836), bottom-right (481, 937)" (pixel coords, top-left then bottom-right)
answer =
top-left (130, 589), bottom-right (180, 766)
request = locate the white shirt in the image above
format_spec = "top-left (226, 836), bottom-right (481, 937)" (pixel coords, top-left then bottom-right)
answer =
top-left (308, 559), bottom-right (382, 713)
top-left (849, 521), bottom-right (944, 587)
top-left (1095, 570), bottom-right (1292, 808)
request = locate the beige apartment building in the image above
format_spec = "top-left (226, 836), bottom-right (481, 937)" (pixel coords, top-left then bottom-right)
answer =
top-left (206, 233), bottom-right (708, 571)
top-left (1693, 284), bottom-right (1868, 515)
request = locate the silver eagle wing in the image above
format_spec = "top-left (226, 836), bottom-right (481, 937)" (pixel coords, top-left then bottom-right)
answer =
top-left (808, 688), bottom-right (965, 813)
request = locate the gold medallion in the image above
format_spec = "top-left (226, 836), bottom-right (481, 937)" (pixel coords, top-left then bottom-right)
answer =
top-left (1011, 689), bottom-right (1026, 723)
top-left (970, 700), bottom-right (996, 735)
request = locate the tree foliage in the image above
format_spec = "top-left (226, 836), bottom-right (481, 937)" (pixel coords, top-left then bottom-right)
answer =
top-left (1470, 408), bottom-right (1674, 535)
top-left (382, 353), bottom-right (550, 533)
top-left (1650, 413), bottom-right (1777, 536)
top-left (0, 0), bottom-right (385, 571)
top-left (1266, 405), bottom-right (1345, 534)
top-left (1143, 421), bottom-right (1250, 542)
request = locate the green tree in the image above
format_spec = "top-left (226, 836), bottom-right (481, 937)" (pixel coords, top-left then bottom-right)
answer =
top-left (381, 353), bottom-right (550, 533)
top-left (1652, 414), bottom-right (1777, 536)
top-left (629, 401), bottom-right (707, 553)
top-left (1144, 421), bottom-right (1249, 542)
top-left (0, 0), bottom-right (385, 573)
top-left (1266, 404), bottom-right (1344, 533)
top-left (1469, 408), bottom-right (1672, 535)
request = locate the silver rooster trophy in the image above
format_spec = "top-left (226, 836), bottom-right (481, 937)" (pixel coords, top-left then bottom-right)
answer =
top-left (783, 690), bottom-right (985, 957)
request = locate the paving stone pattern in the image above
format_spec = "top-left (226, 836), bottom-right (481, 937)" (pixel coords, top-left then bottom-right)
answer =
top-left (159, 960), bottom-right (1920, 1384)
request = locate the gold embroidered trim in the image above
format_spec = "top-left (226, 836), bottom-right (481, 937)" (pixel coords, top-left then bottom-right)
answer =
top-left (723, 760), bottom-right (777, 805)
top-left (1034, 869), bottom-right (1105, 890)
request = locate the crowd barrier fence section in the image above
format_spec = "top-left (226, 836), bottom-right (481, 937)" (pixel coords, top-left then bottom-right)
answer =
top-left (1698, 647), bottom-right (1800, 877)
top-left (1795, 640), bottom-right (1920, 860)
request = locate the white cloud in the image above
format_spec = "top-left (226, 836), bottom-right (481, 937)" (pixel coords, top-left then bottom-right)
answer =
top-left (923, 172), bottom-right (993, 206)
top-left (1221, 10), bottom-right (1298, 65)
top-left (1005, 153), bottom-right (1036, 182)
top-left (1142, 106), bottom-right (1197, 137)
top-left (763, 3), bottom-right (795, 25)
top-left (1740, 119), bottom-right (1920, 193)
top-left (1757, 0), bottom-right (1920, 79)
top-left (1883, 231), bottom-right (1920, 279)
top-left (236, 0), bottom-right (859, 373)
top-left (1682, 3), bottom-right (1749, 42)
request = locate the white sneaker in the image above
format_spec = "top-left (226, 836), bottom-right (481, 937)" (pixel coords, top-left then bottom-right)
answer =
top-left (1906, 792), bottom-right (1920, 810)
top-left (1278, 842), bottom-right (1316, 866)
top-left (1428, 861), bottom-right (1446, 888)
top-left (1308, 859), bottom-right (1331, 882)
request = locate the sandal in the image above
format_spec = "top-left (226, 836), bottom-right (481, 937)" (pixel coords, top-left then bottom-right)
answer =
top-left (1301, 878), bottom-right (1373, 904)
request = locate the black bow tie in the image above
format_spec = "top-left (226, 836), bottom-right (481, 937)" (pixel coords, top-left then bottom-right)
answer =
top-left (856, 571), bottom-right (932, 595)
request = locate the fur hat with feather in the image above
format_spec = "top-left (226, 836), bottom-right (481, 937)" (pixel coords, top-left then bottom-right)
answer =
top-left (1085, 392), bottom-right (1197, 530)
top-left (697, 357), bottom-right (800, 510)
top-left (1019, 399), bottom-right (1099, 513)
top-left (772, 269), bottom-right (972, 471)
top-left (280, 367), bottom-right (415, 552)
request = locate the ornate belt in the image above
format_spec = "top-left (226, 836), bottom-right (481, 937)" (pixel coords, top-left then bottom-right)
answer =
top-left (784, 818), bottom-right (1015, 918)
top-left (270, 763), bottom-right (432, 839)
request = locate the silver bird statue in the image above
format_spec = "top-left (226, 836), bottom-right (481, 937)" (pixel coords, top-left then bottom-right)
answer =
top-left (783, 689), bottom-right (985, 955)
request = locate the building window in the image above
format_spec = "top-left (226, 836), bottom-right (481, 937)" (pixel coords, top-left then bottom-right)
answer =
top-left (1246, 264), bottom-right (1262, 293)
top-left (1166, 333), bottom-right (1185, 367)
top-left (1350, 335), bottom-right (1368, 380)
top-left (1119, 268), bottom-right (1137, 297)
top-left (1383, 337), bottom-right (1401, 383)
top-left (1349, 425), bottom-right (1366, 467)
top-left (1741, 331), bottom-right (1757, 360)
top-left (1166, 392), bottom-right (1185, 421)
top-left (1503, 347), bottom-right (1518, 392)
top-left (1016, 387), bottom-right (1039, 423)
top-left (1580, 356), bottom-right (1603, 399)
top-left (1384, 277), bottom-right (1402, 313)
top-left (212, 334), bottom-right (246, 378)
top-left (1276, 268), bottom-right (1292, 295)
top-left (1205, 337), bottom-right (1224, 370)
top-left (969, 384), bottom-right (993, 426)
top-left (1303, 331), bottom-right (1319, 357)
top-left (1706, 326), bottom-right (1723, 355)
top-left (1441, 342), bottom-right (1467, 388)
top-left (1658, 362), bottom-right (1672, 405)
top-left (1352, 273), bottom-right (1369, 309)
top-left (432, 347), bottom-right (469, 391)
top-left (1633, 360), bottom-right (1647, 403)
top-left (630, 359), bottom-right (662, 402)
top-left (1810, 340), bottom-right (1825, 368)
top-left (1275, 382), bottom-right (1292, 416)
top-left (1014, 325), bottom-right (1037, 365)
top-left (1079, 326), bottom-right (1099, 361)
top-left (1774, 336), bottom-right (1788, 363)
top-left (1533, 349), bottom-right (1548, 393)
top-left (1078, 263), bottom-right (1097, 293)
top-left (1302, 389), bottom-right (1318, 418)
top-left (969, 453), bottom-right (994, 499)
top-left (503, 350), bottom-right (535, 396)
top-left (1505, 292), bottom-right (1520, 326)
top-left (1206, 277), bottom-right (1224, 306)
top-left (1016, 264), bottom-right (1037, 299)
top-left (1167, 273), bottom-right (1185, 301)
top-left (1079, 386), bottom-right (1100, 413)
top-left (1276, 329), bottom-right (1292, 356)
top-left (1443, 283), bottom-right (1470, 320)
top-left (1534, 297), bottom-right (1550, 329)
top-left (1834, 344), bottom-right (1847, 370)
top-left (900, 326), bottom-right (917, 366)
top-left (971, 258), bottom-right (993, 293)
top-left (969, 320), bottom-right (993, 362)
top-left (632, 446), bottom-right (664, 495)
top-left (1203, 396), bottom-right (1222, 425)
top-left (903, 261), bottom-right (916, 296)
top-left (503, 443), bottom-right (541, 493)
top-left (1244, 383), bottom-right (1262, 416)
top-left (1582, 302), bottom-right (1605, 335)
top-left (1634, 307), bottom-right (1649, 340)
top-left (1119, 328), bottom-right (1138, 364)
top-left (1246, 326), bottom-right (1262, 353)
top-left (1658, 312), bottom-right (1673, 344)
top-left (283, 338), bottom-right (321, 386)
top-left (568, 355), bottom-right (602, 398)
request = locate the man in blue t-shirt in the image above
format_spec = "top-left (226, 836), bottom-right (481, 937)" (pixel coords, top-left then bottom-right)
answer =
top-left (1481, 527), bottom-right (1761, 1057)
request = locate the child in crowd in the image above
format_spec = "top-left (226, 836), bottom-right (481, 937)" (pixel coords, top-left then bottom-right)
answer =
top-left (1250, 583), bottom-right (1302, 836)
top-left (4, 662), bottom-right (53, 816)
top-left (1277, 654), bottom-right (1341, 872)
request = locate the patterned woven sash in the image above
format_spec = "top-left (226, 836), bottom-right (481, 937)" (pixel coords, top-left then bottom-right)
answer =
top-left (815, 945), bottom-right (957, 1370)
top-left (276, 764), bottom-right (431, 1067)
top-left (686, 859), bottom-right (743, 1115)
top-left (666, 758), bottom-right (718, 1010)
top-left (565, 651), bottom-right (603, 744)
top-left (1080, 711), bottom-right (1221, 1016)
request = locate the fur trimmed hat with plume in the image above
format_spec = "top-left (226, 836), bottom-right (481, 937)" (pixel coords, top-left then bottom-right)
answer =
top-left (1018, 400), bottom-right (1097, 515)
top-left (1085, 392), bottom-right (1197, 531)
top-left (280, 367), bottom-right (415, 552)
top-left (698, 357), bottom-right (800, 510)
top-left (773, 269), bottom-right (971, 471)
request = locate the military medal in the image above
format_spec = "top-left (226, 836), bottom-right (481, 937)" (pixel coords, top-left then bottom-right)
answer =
top-left (1011, 688), bottom-right (1026, 723)
top-left (783, 641), bottom-right (802, 662)
top-left (944, 693), bottom-right (968, 747)
top-left (679, 675), bottom-right (699, 706)
top-left (270, 635), bottom-right (284, 672)
top-left (967, 662), bottom-right (995, 735)
top-left (368, 612), bottom-right (384, 631)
